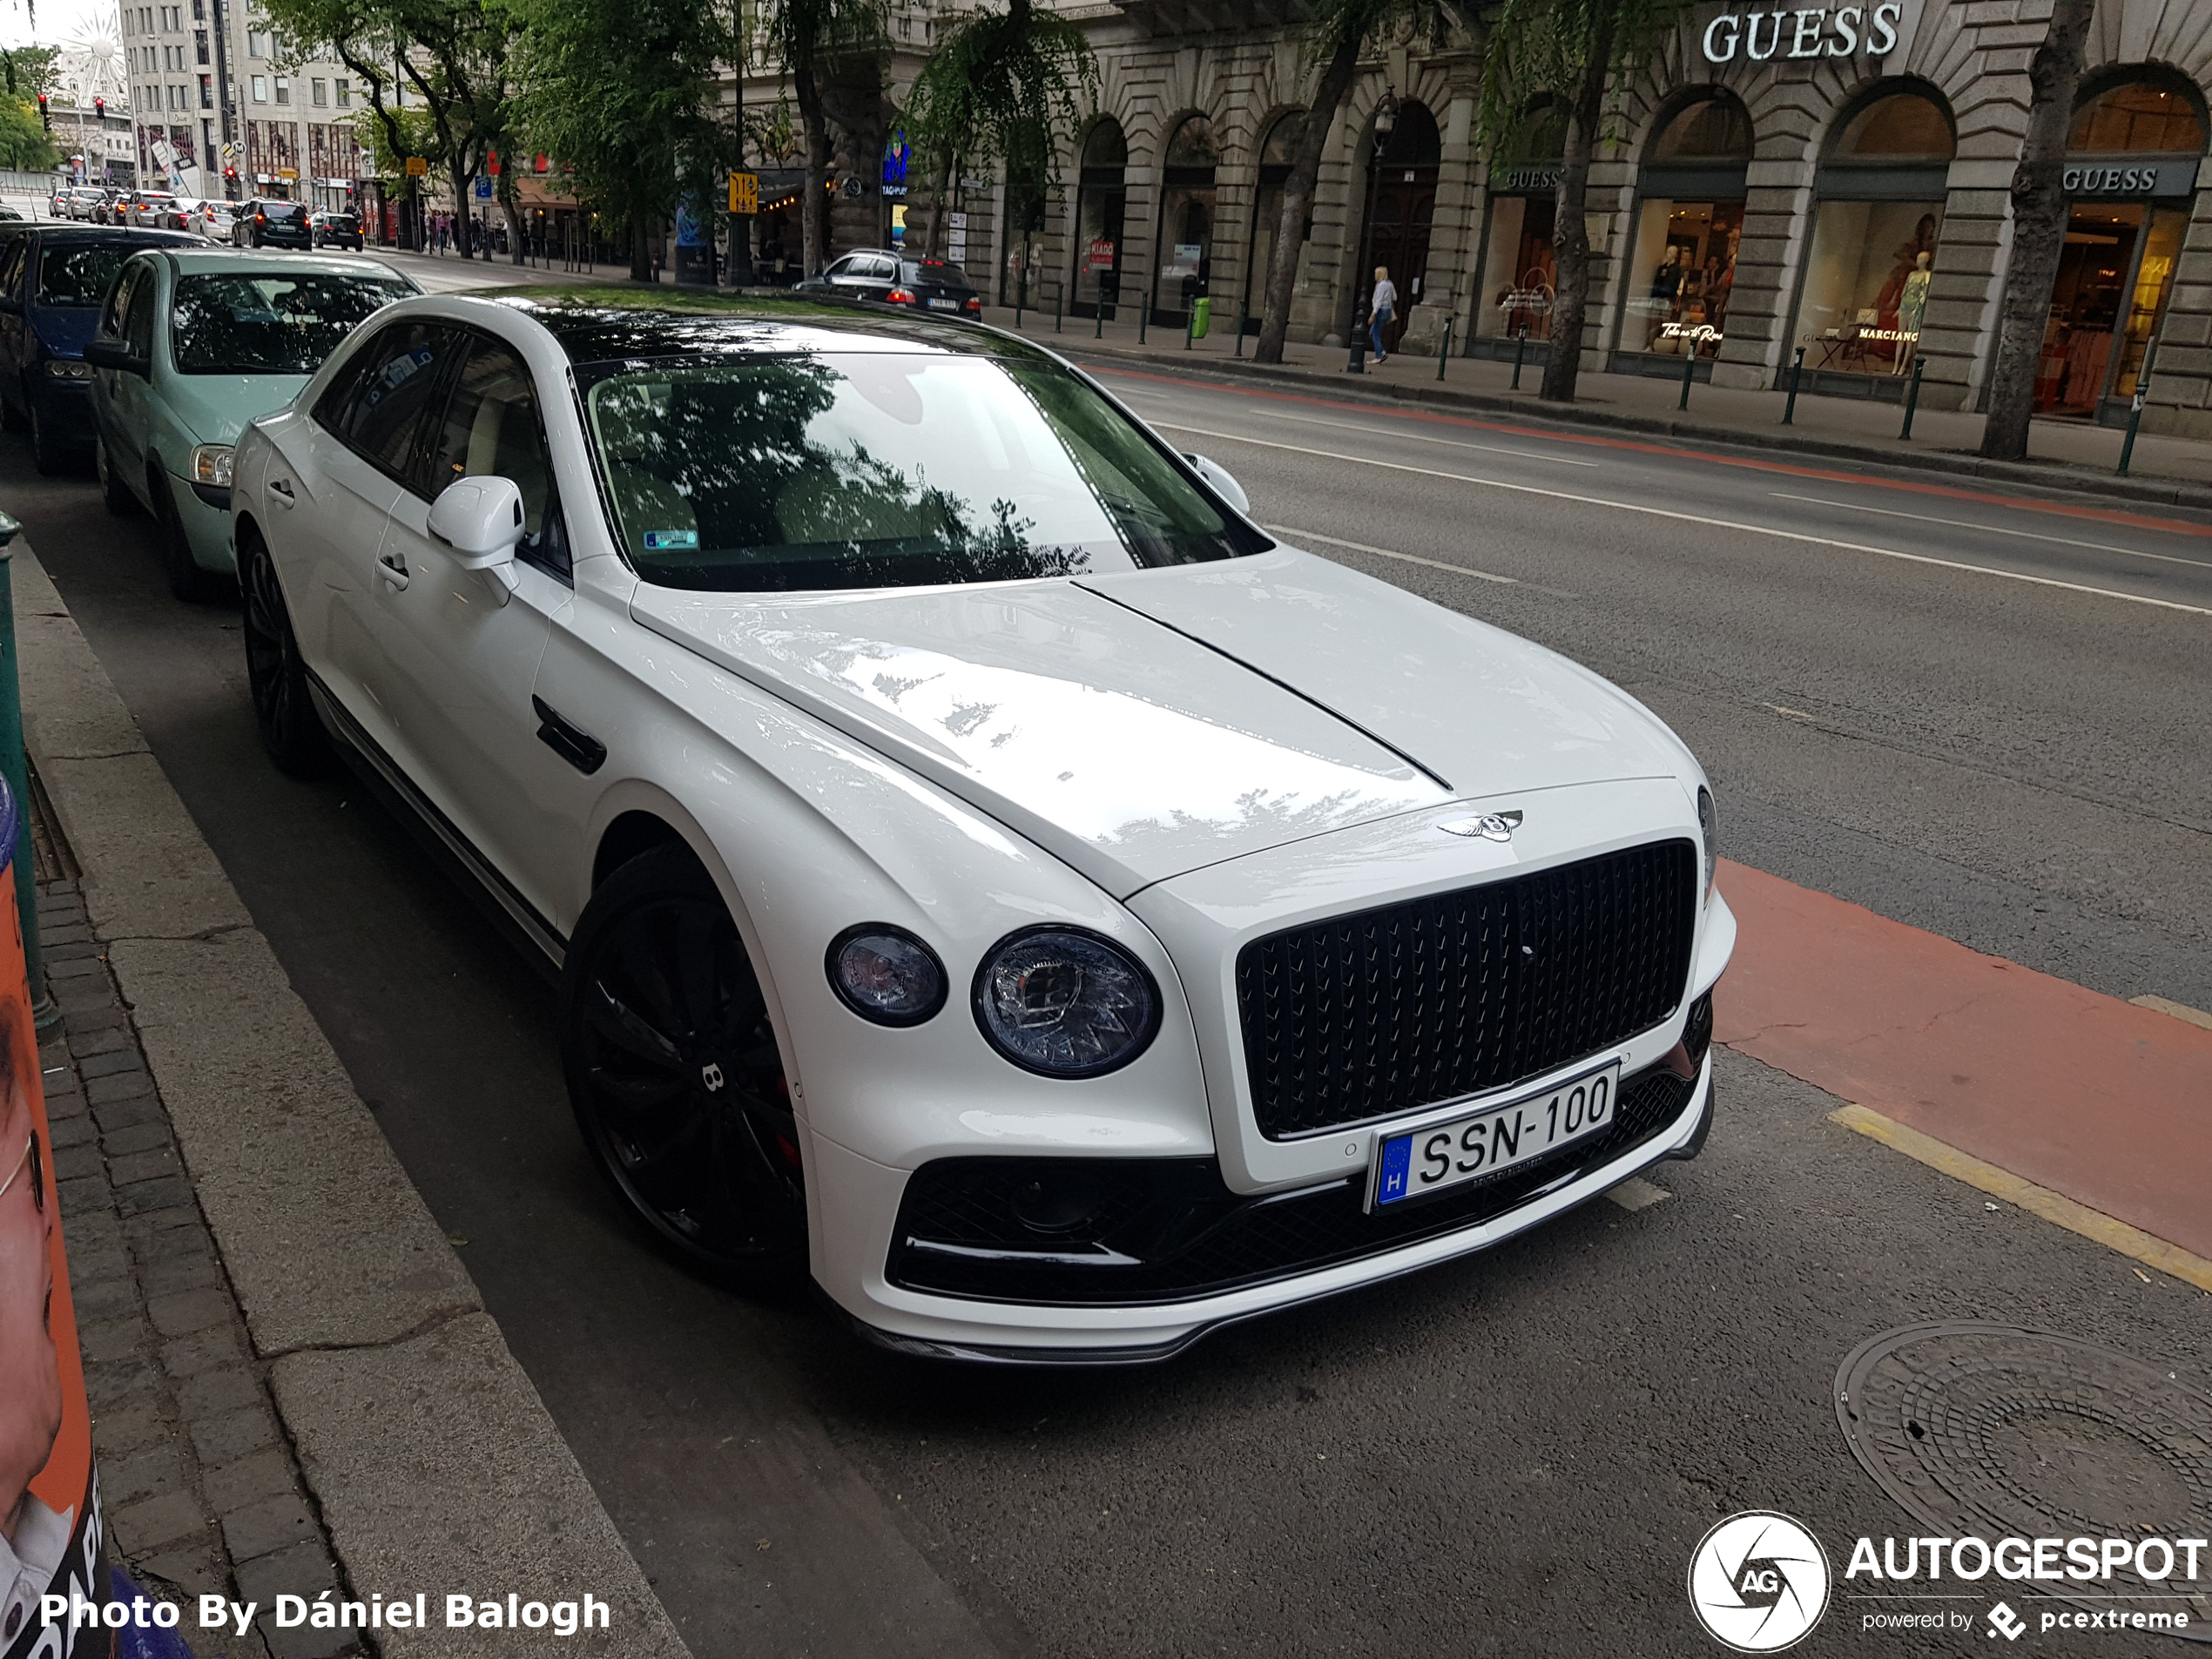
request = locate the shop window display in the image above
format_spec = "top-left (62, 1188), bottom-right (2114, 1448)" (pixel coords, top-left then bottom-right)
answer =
top-left (1475, 103), bottom-right (1565, 341)
top-left (1154, 114), bottom-right (1217, 320)
top-left (1624, 199), bottom-right (1743, 356)
top-left (1797, 203), bottom-right (1942, 374)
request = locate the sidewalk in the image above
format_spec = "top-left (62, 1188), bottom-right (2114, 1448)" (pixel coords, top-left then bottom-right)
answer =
top-left (13, 543), bottom-right (689, 1656)
top-left (983, 301), bottom-right (2212, 509)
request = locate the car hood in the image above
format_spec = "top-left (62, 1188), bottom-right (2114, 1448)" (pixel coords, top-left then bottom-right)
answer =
top-left (163, 370), bottom-right (310, 446)
top-left (630, 549), bottom-right (1687, 897)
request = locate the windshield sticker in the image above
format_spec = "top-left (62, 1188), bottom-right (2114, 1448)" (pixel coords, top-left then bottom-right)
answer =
top-left (643, 530), bottom-right (699, 550)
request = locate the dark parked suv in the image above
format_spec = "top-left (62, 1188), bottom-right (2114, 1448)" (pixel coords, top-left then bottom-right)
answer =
top-left (802, 249), bottom-right (981, 317)
top-left (309, 210), bottom-right (363, 250)
top-left (233, 199), bottom-right (312, 249)
top-left (0, 226), bottom-right (197, 471)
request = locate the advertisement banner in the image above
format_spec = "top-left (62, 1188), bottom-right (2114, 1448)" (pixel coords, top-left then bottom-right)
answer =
top-left (0, 779), bottom-right (105, 1656)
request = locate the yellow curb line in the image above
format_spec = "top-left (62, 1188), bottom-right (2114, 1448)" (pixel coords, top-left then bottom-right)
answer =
top-left (1827, 1103), bottom-right (2212, 1294)
top-left (2130, 992), bottom-right (2212, 1033)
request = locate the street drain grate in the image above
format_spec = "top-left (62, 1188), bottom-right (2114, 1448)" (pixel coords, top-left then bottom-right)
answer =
top-left (1836, 1322), bottom-right (2212, 1642)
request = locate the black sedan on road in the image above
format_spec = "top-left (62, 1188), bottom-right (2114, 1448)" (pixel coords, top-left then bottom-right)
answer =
top-left (0, 226), bottom-right (197, 471)
top-left (308, 210), bottom-right (363, 250)
top-left (233, 199), bottom-right (312, 249)
top-left (800, 248), bottom-right (982, 317)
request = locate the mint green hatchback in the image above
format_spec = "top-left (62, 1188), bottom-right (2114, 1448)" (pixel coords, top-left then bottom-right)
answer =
top-left (86, 248), bottom-right (415, 599)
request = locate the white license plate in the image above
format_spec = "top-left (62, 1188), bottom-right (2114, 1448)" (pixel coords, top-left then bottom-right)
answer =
top-left (1368, 1060), bottom-right (1622, 1210)
top-left (927, 297), bottom-right (961, 311)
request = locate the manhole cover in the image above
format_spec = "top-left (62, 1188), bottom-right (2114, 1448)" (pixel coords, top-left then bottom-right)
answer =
top-left (1837, 1323), bottom-right (2212, 1642)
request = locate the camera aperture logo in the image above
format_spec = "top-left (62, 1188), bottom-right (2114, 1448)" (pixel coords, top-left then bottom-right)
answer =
top-left (1689, 1512), bottom-right (1832, 1652)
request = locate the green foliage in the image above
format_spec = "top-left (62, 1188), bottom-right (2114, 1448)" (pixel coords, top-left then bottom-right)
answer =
top-left (0, 95), bottom-right (57, 171)
top-left (509, 0), bottom-right (738, 239)
top-left (902, 0), bottom-right (1096, 219)
top-left (1474, 0), bottom-right (1695, 162)
top-left (350, 105), bottom-right (438, 180)
top-left (0, 47), bottom-right (61, 101)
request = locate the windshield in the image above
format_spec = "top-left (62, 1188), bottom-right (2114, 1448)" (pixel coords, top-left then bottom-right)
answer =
top-left (903, 261), bottom-right (968, 287)
top-left (171, 272), bottom-right (412, 374)
top-left (582, 351), bottom-right (1260, 592)
top-left (39, 245), bottom-right (129, 307)
top-left (260, 203), bottom-right (302, 220)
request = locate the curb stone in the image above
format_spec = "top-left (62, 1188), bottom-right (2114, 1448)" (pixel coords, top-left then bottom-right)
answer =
top-left (12, 543), bottom-right (690, 1657)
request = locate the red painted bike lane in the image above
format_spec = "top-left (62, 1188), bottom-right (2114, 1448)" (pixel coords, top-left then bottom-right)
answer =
top-left (1713, 859), bottom-right (2212, 1260)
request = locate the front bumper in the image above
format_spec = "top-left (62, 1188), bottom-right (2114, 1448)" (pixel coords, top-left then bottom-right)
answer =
top-left (169, 469), bottom-right (239, 573)
top-left (31, 375), bottom-right (95, 439)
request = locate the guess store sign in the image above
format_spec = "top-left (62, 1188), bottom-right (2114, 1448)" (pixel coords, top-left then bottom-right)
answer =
top-left (1702, 4), bottom-right (1904, 63)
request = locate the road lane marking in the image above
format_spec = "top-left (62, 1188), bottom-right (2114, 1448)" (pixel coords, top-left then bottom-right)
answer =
top-left (1829, 1104), bottom-right (2212, 1293)
top-left (1264, 524), bottom-right (1583, 597)
top-left (1770, 491), bottom-right (2212, 570)
top-left (1092, 364), bottom-right (2212, 540)
top-left (1251, 406), bottom-right (1603, 465)
top-left (1151, 421), bottom-right (2212, 617)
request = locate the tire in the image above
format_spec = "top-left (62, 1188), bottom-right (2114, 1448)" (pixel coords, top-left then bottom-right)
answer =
top-left (239, 526), bottom-right (327, 774)
top-left (96, 435), bottom-right (138, 516)
top-left (150, 471), bottom-right (213, 602)
top-left (29, 401), bottom-right (71, 475)
top-left (560, 844), bottom-right (807, 1288)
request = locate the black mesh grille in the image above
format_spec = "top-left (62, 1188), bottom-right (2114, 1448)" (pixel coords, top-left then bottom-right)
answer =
top-left (887, 996), bottom-right (1712, 1307)
top-left (1235, 840), bottom-right (1698, 1139)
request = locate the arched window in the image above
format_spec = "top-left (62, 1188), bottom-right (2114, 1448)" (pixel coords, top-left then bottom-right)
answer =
top-left (1073, 118), bottom-right (1127, 317)
top-left (1794, 87), bottom-right (1956, 382)
top-left (1242, 111), bottom-right (1308, 327)
top-left (2070, 80), bottom-right (2207, 153)
top-left (1623, 95), bottom-right (1752, 361)
top-left (1153, 114), bottom-right (1217, 320)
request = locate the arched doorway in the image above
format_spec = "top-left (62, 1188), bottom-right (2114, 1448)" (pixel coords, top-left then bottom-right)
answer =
top-left (1790, 84), bottom-right (1954, 392)
top-left (1152, 113), bottom-right (1217, 325)
top-left (1354, 99), bottom-right (1441, 350)
top-left (1619, 92), bottom-right (1753, 368)
top-left (2038, 75), bottom-right (2209, 420)
top-left (1239, 111), bottom-right (1305, 336)
top-left (1072, 119), bottom-right (1127, 319)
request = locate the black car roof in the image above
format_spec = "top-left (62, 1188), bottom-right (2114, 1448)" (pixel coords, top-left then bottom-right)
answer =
top-left (490, 290), bottom-right (1035, 368)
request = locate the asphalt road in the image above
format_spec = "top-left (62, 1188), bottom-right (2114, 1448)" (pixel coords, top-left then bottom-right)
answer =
top-left (4, 354), bottom-right (2208, 1658)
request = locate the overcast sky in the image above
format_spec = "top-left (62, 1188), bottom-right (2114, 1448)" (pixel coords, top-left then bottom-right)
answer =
top-left (2, 0), bottom-right (123, 51)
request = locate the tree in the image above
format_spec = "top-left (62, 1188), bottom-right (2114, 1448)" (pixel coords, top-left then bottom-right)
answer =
top-left (0, 97), bottom-right (56, 172)
top-left (900, 0), bottom-right (1096, 265)
top-left (763, 0), bottom-right (886, 276)
top-left (1979, 0), bottom-right (2098, 460)
top-left (511, 0), bottom-right (738, 280)
top-left (1253, 1), bottom-right (1455, 366)
top-left (1475, 0), bottom-right (1697, 401)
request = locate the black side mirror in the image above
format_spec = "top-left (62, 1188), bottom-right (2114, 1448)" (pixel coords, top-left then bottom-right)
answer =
top-left (84, 338), bottom-right (148, 375)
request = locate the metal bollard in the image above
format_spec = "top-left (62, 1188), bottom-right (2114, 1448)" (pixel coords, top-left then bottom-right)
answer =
top-left (1184, 307), bottom-right (1194, 351)
top-left (1898, 357), bottom-right (1925, 440)
top-left (1235, 297), bottom-right (1247, 359)
top-left (1055, 284), bottom-right (1062, 333)
top-left (1783, 346), bottom-right (1805, 426)
top-left (2118, 342), bottom-right (2156, 476)
top-left (0, 514), bottom-right (55, 1030)
top-left (1095, 294), bottom-right (1103, 340)
top-left (1138, 303), bottom-right (1147, 346)
top-left (1678, 351), bottom-right (1695, 411)
top-left (1512, 331), bottom-right (1527, 390)
top-left (1437, 318), bottom-right (1452, 381)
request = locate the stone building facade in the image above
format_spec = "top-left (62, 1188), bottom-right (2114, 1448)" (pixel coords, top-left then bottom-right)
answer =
top-left (833, 0), bottom-right (2212, 438)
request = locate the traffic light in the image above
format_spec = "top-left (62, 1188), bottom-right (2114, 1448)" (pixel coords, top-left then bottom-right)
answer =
top-left (93, 97), bottom-right (104, 119)
top-left (36, 94), bottom-right (48, 130)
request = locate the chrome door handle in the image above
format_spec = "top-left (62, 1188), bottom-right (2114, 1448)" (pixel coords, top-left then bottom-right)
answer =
top-left (376, 550), bottom-right (409, 590)
top-left (266, 477), bottom-right (294, 505)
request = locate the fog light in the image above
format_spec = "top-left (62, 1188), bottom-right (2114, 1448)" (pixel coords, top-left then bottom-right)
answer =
top-left (826, 924), bottom-right (946, 1026)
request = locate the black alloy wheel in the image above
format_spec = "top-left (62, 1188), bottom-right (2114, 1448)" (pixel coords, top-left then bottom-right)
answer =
top-left (561, 845), bottom-right (807, 1287)
top-left (239, 528), bottom-right (327, 773)
top-left (151, 472), bottom-right (212, 602)
top-left (97, 436), bottom-right (137, 516)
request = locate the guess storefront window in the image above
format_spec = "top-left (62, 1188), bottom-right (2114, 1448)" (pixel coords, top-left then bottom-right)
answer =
top-left (1475, 103), bottom-right (1564, 341)
top-left (1793, 89), bottom-right (1953, 378)
top-left (1622, 97), bottom-right (1751, 361)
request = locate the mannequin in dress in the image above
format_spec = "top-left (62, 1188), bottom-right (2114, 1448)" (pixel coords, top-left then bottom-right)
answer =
top-left (1895, 251), bottom-right (1932, 374)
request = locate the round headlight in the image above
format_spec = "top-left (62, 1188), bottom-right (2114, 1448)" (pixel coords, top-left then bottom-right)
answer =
top-left (973, 927), bottom-right (1160, 1077)
top-left (1696, 786), bottom-right (1718, 900)
top-left (826, 925), bottom-right (947, 1027)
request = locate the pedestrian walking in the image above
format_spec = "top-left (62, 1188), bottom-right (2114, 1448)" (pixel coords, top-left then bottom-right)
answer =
top-left (1369, 266), bottom-right (1396, 366)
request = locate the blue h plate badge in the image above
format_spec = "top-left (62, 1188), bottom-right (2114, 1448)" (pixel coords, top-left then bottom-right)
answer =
top-left (643, 529), bottom-right (699, 551)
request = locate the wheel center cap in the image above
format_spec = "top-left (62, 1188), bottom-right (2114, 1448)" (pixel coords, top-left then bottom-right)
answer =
top-left (699, 1061), bottom-right (726, 1093)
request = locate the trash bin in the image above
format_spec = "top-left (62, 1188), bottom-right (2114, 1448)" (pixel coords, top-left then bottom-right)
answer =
top-left (1190, 296), bottom-right (1211, 340)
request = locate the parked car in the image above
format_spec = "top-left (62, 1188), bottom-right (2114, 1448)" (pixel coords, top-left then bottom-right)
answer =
top-left (146, 195), bottom-right (205, 233)
top-left (196, 200), bottom-right (239, 243)
top-left (91, 188), bottom-right (131, 225)
top-left (0, 206), bottom-right (22, 224)
top-left (86, 248), bottom-right (415, 598)
top-left (233, 199), bottom-right (312, 250)
top-left (0, 226), bottom-right (199, 471)
top-left (307, 210), bottom-right (363, 251)
top-left (800, 248), bottom-right (982, 317)
top-left (122, 190), bottom-right (179, 228)
top-left (63, 187), bottom-right (108, 222)
top-left (48, 186), bottom-right (70, 217)
top-left (228, 292), bottom-right (1733, 1362)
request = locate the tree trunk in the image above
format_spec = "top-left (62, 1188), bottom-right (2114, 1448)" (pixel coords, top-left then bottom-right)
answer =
top-left (447, 161), bottom-right (474, 259)
top-left (726, 77), bottom-right (755, 287)
top-left (1540, 7), bottom-right (1616, 403)
top-left (794, 58), bottom-right (830, 275)
top-left (1254, 29), bottom-right (1365, 365)
top-left (1979, 0), bottom-right (2097, 459)
top-left (630, 212), bottom-right (654, 282)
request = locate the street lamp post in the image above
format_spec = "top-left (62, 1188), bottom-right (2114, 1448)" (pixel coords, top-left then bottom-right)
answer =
top-left (1345, 86), bottom-right (1398, 375)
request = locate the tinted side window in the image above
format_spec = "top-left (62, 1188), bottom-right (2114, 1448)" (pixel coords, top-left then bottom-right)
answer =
top-left (123, 268), bottom-right (157, 354)
top-left (324, 320), bottom-right (463, 493)
top-left (98, 263), bottom-right (138, 341)
top-left (428, 333), bottom-right (567, 577)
